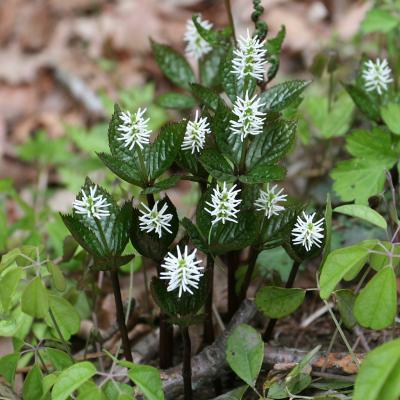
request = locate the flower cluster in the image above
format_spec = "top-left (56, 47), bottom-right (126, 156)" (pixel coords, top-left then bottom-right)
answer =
top-left (139, 201), bottom-right (173, 238)
top-left (362, 58), bottom-right (393, 95)
top-left (117, 108), bottom-right (151, 150)
top-left (160, 246), bottom-right (204, 297)
top-left (181, 110), bottom-right (211, 154)
top-left (230, 91), bottom-right (266, 141)
top-left (291, 212), bottom-right (324, 251)
top-left (184, 15), bottom-right (213, 60)
top-left (205, 182), bottom-right (242, 225)
top-left (254, 184), bottom-right (287, 219)
top-left (232, 29), bottom-right (267, 81)
top-left (73, 185), bottom-right (111, 220)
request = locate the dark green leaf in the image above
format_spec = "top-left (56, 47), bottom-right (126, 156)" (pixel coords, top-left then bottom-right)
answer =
top-left (344, 83), bottom-right (380, 122)
top-left (142, 176), bottom-right (181, 195)
top-left (336, 289), bottom-right (356, 329)
top-left (151, 40), bottom-right (195, 90)
top-left (199, 47), bottom-right (228, 88)
top-left (266, 25), bottom-right (286, 81)
top-left (180, 218), bottom-right (209, 254)
top-left (155, 92), bottom-right (196, 110)
top-left (259, 80), bottom-right (311, 112)
top-left (190, 83), bottom-right (220, 111)
top-left (239, 164), bottom-right (286, 184)
top-left (255, 286), bottom-right (305, 318)
top-left (200, 149), bottom-right (235, 182)
top-left (245, 119), bottom-right (296, 170)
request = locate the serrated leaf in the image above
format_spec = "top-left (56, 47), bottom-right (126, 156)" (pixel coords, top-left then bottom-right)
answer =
top-left (190, 83), bottom-right (220, 111)
top-left (259, 80), bottom-right (311, 112)
top-left (239, 164), bottom-right (286, 184)
top-left (51, 362), bottom-right (96, 400)
top-left (128, 364), bottom-right (164, 400)
top-left (255, 286), bottom-right (305, 318)
top-left (142, 176), bottom-right (181, 195)
top-left (344, 84), bottom-right (380, 122)
top-left (21, 277), bottom-right (49, 318)
top-left (334, 204), bottom-right (387, 230)
top-left (353, 339), bottom-right (400, 400)
top-left (200, 149), bottom-right (235, 181)
top-left (226, 324), bottom-right (264, 386)
top-left (245, 119), bottom-right (296, 170)
top-left (155, 92), bottom-right (196, 110)
top-left (354, 266), bottom-right (397, 330)
top-left (199, 47), bottom-right (228, 88)
top-left (151, 40), bottom-right (195, 90)
top-left (266, 25), bottom-right (286, 81)
top-left (381, 102), bottom-right (400, 135)
top-left (331, 158), bottom-right (391, 204)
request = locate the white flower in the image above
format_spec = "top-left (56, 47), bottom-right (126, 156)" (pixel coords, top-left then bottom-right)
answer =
top-left (205, 182), bottom-right (241, 225)
top-left (117, 108), bottom-right (151, 150)
top-left (291, 212), bottom-right (324, 252)
top-left (160, 246), bottom-right (204, 297)
top-left (362, 58), bottom-right (393, 95)
top-left (181, 110), bottom-right (211, 154)
top-left (73, 185), bottom-right (111, 220)
top-left (255, 184), bottom-right (287, 219)
top-left (139, 201), bottom-right (173, 238)
top-left (184, 15), bottom-right (213, 60)
top-left (232, 29), bottom-right (267, 81)
top-left (230, 91), bottom-right (265, 141)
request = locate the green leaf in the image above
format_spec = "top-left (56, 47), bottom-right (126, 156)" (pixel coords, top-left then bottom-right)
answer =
top-left (345, 128), bottom-right (397, 161)
top-left (0, 265), bottom-right (22, 311)
top-left (142, 176), bottom-right (181, 195)
top-left (266, 26), bottom-right (286, 81)
top-left (255, 286), bottom-right (305, 318)
top-left (23, 364), bottom-right (43, 400)
top-left (155, 92), bottom-right (196, 110)
top-left (151, 40), bottom-right (195, 90)
top-left (334, 204), bottom-right (387, 230)
top-left (192, 14), bottom-right (220, 45)
top-left (353, 266), bottom-right (397, 330)
top-left (213, 386), bottom-right (248, 400)
top-left (353, 339), bottom-right (400, 400)
top-left (51, 362), bottom-right (97, 400)
top-left (21, 277), bottom-right (49, 318)
top-left (331, 158), bottom-right (390, 204)
top-left (245, 119), bottom-right (296, 170)
top-left (199, 47), bottom-right (227, 88)
top-left (361, 8), bottom-right (399, 33)
top-left (381, 102), bottom-right (400, 135)
top-left (45, 295), bottom-right (80, 340)
top-left (200, 149), bottom-right (235, 182)
top-left (47, 262), bottom-right (66, 291)
top-left (128, 364), bottom-right (164, 400)
top-left (0, 353), bottom-right (19, 384)
top-left (226, 324), bottom-right (264, 386)
top-left (344, 84), bottom-right (380, 122)
top-left (239, 164), bottom-right (286, 184)
top-left (47, 348), bottom-right (74, 371)
top-left (259, 80), bottom-right (311, 113)
top-left (336, 289), bottom-right (356, 329)
top-left (190, 83), bottom-right (220, 111)
top-left (319, 243), bottom-right (371, 299)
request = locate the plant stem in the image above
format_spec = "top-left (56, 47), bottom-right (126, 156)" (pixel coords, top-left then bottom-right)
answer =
top-left (182, 327), bottom-right (193, 400)
top-left (238, 246), bottom-right (259, 303)
top-left (224, 0), bottom-right (237, 44)
top-left (203, 255), bottom-right (215, 345)
top-left (110, 269), bottom-right (133, 362)
top-left (263, 260), bottom-right (301, 341)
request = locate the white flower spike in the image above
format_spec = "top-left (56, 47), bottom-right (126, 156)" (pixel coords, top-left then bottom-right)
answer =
top-left (232, 29), bottom-right (267, 81)
top-left (139, 201), bottom-right (173, 238)
top-left (205, 182), bottom-right (242, 225)
top-left (362, 58), bottom-right (393, 95)
top-left (184, 15), bottom-right (213, 60)
top-left (255, 184), bottom-right (287, 219)
top-left (291, 212), bottom-right (324, 252)
top-left (181, 110), bottom-right (211, 154)
top-left (117, 108), bottom-right (151, 150)
top-left (73, 185), bottom-right (111, 220)
top-left (230, 91), bottom-right (266, 141)
top-left (160, 246), bottom-right (204, 297)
